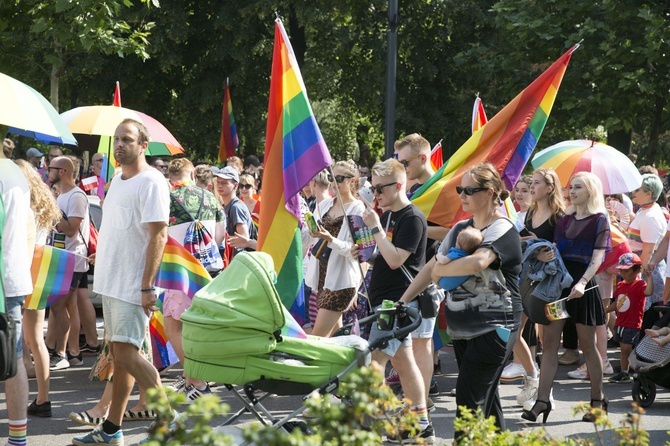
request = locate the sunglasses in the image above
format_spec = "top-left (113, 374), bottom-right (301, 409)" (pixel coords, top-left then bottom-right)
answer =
top-left (399, 153), bottom-right (422, 168)
top-left (47, 166), bottom-right (62, 171)
top-left (369, 181), bottom-right (397, 195)
top-left (333, 175), bottom-right (353, 184)
top-left (92, 158), bottom-right (103, 163)
top-left (456, 186), bottom-right (488, 195)
top-left (239, 183), bottom-right (253, 190)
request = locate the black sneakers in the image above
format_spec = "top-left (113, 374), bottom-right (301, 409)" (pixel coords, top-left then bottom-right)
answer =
top-left (429, 379), bottom-right (440, 396)
top-left (80, 343), bottom-right (102, 354)
top-left (388, 423), bottom-right (435, 444)
top-left (50, 353), bottom-right (70, 370)
top-left (28, 399), bottom-right (52, 418)
top-left (67, 351), bottom-right (84, 366)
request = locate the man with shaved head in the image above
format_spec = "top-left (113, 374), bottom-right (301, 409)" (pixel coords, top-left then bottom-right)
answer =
top-left (44, 156), bottom-right (90, 374)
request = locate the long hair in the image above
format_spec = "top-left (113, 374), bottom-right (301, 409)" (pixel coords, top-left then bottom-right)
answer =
top-left (528, 168), bottom-right (565, 223)
top-left (466, 162), bottom-right (510, 206)
top-left (566, 171), bottom-right (606, 216)
top-left (14, 159), bottom-right (61, 233)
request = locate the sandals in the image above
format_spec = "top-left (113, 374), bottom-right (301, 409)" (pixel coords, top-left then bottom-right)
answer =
top-left (123, 409), bottom-right (157, 421)
top-left (69, 411), bottom-right (105, 426)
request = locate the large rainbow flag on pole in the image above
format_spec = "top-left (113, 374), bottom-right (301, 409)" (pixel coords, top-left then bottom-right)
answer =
top-left (25, 245), bottom-right (76, 310)
top-left (258, 18), bottom-right (332, 318)
top-left (155, 236), bottom-right (212, 298)
top-left (218, 79), bottom-right (239, 163)
top-left (412, 44), bottom-right (579, 228)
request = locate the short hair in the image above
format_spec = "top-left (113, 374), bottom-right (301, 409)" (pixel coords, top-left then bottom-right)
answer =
top-left (457, 227), bottom-right (483, 254)
top-left (239, 173), bottom-right (257, 189)
top-left (168, 158), bottom-right (194, 178)
top-left (394, 133), bottom-right (430, 156)
top-left (312, 169), bottom-right (331, 187)
top-left (371, 158), bottom-right (406, 183)
top-left (120, 118), bottom-right (150, 145)
top-left (638, 165), bottom-right (658, 176)
top-left (465, 163), bottom-right (510, 205)
top-left (243, 155), bottom-right (261, 168)
top-left (226, 156), bottom-right (243, 173)
top-left (3, 138), bottom-right (15, 157)
top-left (640, 174), bottom-right (664, 201)
top-left (566, 171), bottom-right (606, 215)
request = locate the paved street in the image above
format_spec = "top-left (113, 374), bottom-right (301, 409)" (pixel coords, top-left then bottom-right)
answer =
top-left (1, 319), bottom-right (669, 445)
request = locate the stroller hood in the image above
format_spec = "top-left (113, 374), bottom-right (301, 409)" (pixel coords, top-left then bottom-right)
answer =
top-left (181, 251), bottom-right (285, 357)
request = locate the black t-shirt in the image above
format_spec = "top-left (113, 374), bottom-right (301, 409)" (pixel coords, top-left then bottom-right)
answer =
top-left (524, 211), bottom-right (563, 242)
top-left (369, 204), bottom-right (427, 307)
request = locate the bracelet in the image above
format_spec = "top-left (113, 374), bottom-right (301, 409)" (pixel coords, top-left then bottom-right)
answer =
top-left (140, 287), bottom-right (156, 293)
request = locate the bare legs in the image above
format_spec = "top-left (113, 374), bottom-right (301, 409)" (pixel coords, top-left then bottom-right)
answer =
top-left (311, 308), bottom-right (343, 337)
top-left (412, 338), bottom-right (433, 401)
top-left (164, 315), bottom-right (206, 389)
top-left (22, 309), bottom-right (50, 404)
top-left (77, 288), bottom-right (99, 348)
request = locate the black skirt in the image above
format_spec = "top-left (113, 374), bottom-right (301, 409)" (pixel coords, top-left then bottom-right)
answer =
top-left (563, 260), bottom-right (606, 326)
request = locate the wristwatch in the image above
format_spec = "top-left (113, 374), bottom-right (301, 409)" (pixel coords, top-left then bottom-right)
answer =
top-left (371, 226), bottom-right (381, 235)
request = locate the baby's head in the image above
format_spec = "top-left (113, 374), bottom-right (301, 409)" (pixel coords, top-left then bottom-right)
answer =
top-left (456, 227), bottom-right (483, 254)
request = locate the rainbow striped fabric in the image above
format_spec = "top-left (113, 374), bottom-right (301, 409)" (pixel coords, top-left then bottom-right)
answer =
top-left (412, 45), bottom-right (578, 228)
top-left (155, 236), bottom-right (212, 298)
top-left (471, 95), bottom-right (488, 134)
top-left (150, 291), bottom-right (179, 370)
top-left (25, 245), bottom-right (76, 310)
top-left (258, 18), bottom-right (332, 315)
top-left (218, 82), bottom-right (239, 163)
top-left (429, 140), bottom-right (444, 171)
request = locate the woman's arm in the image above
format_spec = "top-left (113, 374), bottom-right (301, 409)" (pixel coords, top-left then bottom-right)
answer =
top-left (647, 230), bottom-right (670, 274)
top-left (639, 242), bottom-right (655, 269)
top-left (568, 248), bottom-right (606, 299)
top-left (430, 246), bottom-right (497, 283)
top-left (399, 256), bottom-right (437, 305)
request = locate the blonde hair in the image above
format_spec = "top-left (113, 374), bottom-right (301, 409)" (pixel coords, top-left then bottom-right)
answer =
top-left (334, 160), bottom-right (360, 194)
top-left (371, 158), bottom-right (406, 183)
top-left (168, 158), bottom-right (194, 179)
top-left (14, 159), bottom-right (61, 233)
top-left (394, 133), bottom-right (430, 156)
top-left (312, 169), bottom-right (331, 187)
top-left (239, 173), bottom-right (257, 189)
top-left (529, 168), bottom-right (565, 223)
top-left (566, 171), bottom-right (606, 216)
top-left (465, 163), bottom-right (510, 205)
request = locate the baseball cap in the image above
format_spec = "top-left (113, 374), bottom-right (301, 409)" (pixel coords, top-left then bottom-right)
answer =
top-left (214, 166), bottom-right (239, 183)
top-left (26, 147), bottom-right (43, 158)
top-left (615, 253), bottom-right (642, 270)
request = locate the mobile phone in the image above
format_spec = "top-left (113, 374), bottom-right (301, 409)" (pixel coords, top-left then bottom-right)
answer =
top-left (519, 227), bottom-right (531, 237)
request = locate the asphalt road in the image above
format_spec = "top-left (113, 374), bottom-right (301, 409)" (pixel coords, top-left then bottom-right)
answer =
top-left (1, 321), bottom-right (669, 445)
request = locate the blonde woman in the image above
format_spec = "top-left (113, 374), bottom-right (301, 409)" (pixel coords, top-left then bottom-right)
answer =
top-left (238, 173), bottom-right (260, 216)
top-left (15, 159), bottom-right (62, 417)
top-left (305, 161), bottom-right (365, 337)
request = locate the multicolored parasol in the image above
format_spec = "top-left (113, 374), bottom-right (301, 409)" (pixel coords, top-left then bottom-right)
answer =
top-left (531, 140), bottom-right (642, 194)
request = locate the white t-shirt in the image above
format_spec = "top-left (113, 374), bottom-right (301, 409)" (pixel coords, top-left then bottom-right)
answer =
top-left (626, 204), bottom-right (666, 253)
top-left (93, 168), bottom-right (170, 305)
top-left (0, 159), bottom-right (33, 297)
top-left (56, 188), bottom-right (90, 272)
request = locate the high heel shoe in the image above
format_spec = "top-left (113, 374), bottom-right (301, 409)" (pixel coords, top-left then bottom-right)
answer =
top-left (521, 399), bottom-right (552, 424)
top-left (582, 397), bottom-right (608, 422)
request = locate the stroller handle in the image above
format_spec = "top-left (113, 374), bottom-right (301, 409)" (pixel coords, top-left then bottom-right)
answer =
top-left (393, 304), bottom-right (422, 339)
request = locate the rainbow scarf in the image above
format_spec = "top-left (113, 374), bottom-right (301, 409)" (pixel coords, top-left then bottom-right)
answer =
top-left (155, 236), bottom-right (212, 298)
top-left (412, 45), bottom-right (578, 228)
top-left (218, 82), bottom-right (239, 163)
top-left (258, 18), bottom-right (332, 317)
top-left (25, 245), bottom-right (76, 310)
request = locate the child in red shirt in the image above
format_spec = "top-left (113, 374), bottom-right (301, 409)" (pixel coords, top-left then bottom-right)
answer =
top-left (606, 253), bottom-right (653, 383)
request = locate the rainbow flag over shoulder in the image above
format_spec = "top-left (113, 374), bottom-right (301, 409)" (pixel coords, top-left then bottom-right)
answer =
top-left (218, 80), bottom-right (239, 163)
top-left (412, 44), bottom-right (578, 228)
top-left (155, 236), bottom-right (212, 298)
top-left (258, 18), bottom-right (332, 317)
top-left (25, 245), bottom-right (76, 310)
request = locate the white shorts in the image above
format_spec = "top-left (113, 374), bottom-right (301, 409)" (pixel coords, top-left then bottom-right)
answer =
top-left (102, 295), bottom-right (150, 350)
top-left (368, 301), bottom-right (436, 357)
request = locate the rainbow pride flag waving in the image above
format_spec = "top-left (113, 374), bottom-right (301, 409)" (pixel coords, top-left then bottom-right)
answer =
top-left (412, 44), bottom-right (578, 229)
top-left (25, 245), bottom-right (76, 310)
top-left (218, 80), bottom-right (239, 163)
top-left (155, 236), bottom-right (212, 298)
top-left (258, 18), bottom-right (333, 317)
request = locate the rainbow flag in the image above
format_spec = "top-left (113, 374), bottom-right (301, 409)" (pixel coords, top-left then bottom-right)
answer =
top-left (155, 236), bottom-right (212, 298)
top-left (218, 81), bottom-right (239, 163)
top-left (258, 18), bottom-right (332, 318)
top-left (113, 81), bottom-right (122, 107)
top-left (281, 305), bottom-right (307, 339)
top-left (429, 140), bottom-right (444, 171)
top-left (472, 94), bottom-right (488, 133)
top-left (150, 291), bottom-right (179, 369)
top-left (412, 44), bottom-right (578, 228)
top-left (25, 245), bottom-right (76, 310)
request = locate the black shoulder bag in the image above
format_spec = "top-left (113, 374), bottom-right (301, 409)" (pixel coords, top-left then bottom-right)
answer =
top-left (0, 197), bottom-right (17, 381)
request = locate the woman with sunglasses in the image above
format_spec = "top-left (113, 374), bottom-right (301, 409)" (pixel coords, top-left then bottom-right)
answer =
top-left (399, 163), bottom-right (522, 435)
top-left (238, 173), bottom-right (261, 216)
top-left (305, 160), bottom-right (366, 337)
top-left (523, 172), bottom-right (611, 424)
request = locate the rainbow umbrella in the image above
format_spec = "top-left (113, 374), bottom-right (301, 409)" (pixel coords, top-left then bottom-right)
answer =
top-left (531, 140), bottom-right (642, 194)
top-left (0, 72), bottom-right (77, 145)
top-left (60, 105), bottom-right (184, 156)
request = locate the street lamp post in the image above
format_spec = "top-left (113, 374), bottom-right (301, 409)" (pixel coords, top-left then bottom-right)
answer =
top-left (384, 0), bottom-right (398, 159)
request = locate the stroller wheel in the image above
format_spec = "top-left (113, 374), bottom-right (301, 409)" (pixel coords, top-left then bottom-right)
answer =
top-left (632, 375), bottom-right (656, 408)
top-left (283, 420), bottom-right (312, 435)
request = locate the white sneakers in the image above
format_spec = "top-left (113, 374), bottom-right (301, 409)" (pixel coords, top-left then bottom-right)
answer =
top-left (567, 361), bottom-right (614, 380)
top-left (500, 362), bottom-right (526, 382)
top-left (516, 376), bottom-right (539, 406)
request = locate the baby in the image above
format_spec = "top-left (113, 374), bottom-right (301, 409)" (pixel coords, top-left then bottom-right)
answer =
top-left (645, 327), bottom-right (670, 346)
top-left (436, 226), bottom-right (483, 291)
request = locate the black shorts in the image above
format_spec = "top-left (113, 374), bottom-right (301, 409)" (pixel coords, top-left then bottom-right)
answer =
top-left (70, 272), bottom-right (85, 291)
top-left (613, 325), bottom-right (639, 345)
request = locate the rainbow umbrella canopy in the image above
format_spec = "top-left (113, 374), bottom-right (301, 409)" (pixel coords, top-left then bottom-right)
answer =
top-left (60, 105), bottom-right (184, 157)
top-left (531, 139), bottom-right (643, 194)
top-left (0, 72), bottom-right (77, 145)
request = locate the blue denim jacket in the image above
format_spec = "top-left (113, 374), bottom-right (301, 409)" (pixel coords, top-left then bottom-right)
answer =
top-left (520, 239), bottom-right (573, 302)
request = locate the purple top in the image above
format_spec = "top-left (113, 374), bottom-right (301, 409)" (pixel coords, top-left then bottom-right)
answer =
top-left (555, 213), bottom-right (611, 264)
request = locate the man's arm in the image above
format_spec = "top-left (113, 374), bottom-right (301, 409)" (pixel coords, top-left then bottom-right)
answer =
top-left (427, 225), bottom-right (448, 243)
top-left (58, 215), bottom-right (83, 237)
top-left (141, 221), bottom-right (168, 312)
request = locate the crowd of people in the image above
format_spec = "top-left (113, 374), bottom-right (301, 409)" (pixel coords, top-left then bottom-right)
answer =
top-left (2, 127), bottom-right (670, 445)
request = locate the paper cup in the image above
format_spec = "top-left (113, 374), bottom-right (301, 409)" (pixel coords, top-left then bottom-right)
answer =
top-left (376, 307), bottom-right (396, 331)
top-left (545, 297), bottom-right (571, 321)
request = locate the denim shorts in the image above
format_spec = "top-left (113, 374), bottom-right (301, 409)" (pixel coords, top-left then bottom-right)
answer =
top-left (6, 296), bottom-right (25, 358)
top-left (367, 301), bottom-right (436, 357)
top-left (102, 295), bottom-right (150, 350)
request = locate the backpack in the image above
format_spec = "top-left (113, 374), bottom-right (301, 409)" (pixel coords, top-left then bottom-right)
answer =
top-left (171, 190), bottom-right (224, 273)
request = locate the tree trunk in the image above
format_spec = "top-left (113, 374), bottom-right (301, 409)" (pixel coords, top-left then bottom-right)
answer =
top-left (606, 129), bottom-right (632, 155)
top-left (646, 96), bottom-right (666, 165)
top-left (288, 6), bottom-right (305, 68)
top-left (50, 36), bottom-right (63, 110)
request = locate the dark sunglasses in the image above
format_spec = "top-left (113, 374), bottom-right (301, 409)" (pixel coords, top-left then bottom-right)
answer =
top-left (369, 181), bottom-right (397, 195)
top-left (239, 183), bottom-right (253, 190)
top-left (47, 166), bottom-right (62, 171)
top-left (333, 175), bottom-right (353, 184)
top-left (399, 153), bottom-right (422, 168)
top-left (456, 186), bottom-right (487, 196)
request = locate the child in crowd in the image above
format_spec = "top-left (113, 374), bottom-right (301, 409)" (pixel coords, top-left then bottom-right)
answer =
top-left (606, 253), bottom-right (653, 383)
top-left (435, 226), bottom-right (483, 290)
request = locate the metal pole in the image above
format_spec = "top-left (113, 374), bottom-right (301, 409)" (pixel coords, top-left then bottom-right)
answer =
top-left (384, 0), bottom-right (398, 160)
